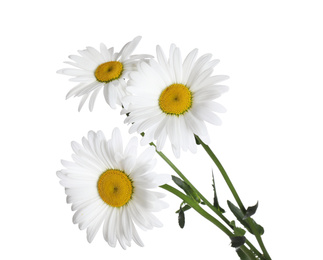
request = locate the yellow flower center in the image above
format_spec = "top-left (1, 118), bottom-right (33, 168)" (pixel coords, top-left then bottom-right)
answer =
top-left (97, 169), bottom-right (133, 208)
top-left (159, 84), bottom-right (193, 115)
top-left (94, 61), bottom-right (123, 83)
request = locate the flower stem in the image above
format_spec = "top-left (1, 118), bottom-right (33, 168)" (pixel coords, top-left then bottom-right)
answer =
top-left (195, 135), bottom-right (246, 212)
top-left (195, 135), bottom-right (271, 260)
top-left (150, 143), bottom-right (229, 223)
top-left (246, 218), bottom-right (271, 260)
top-left (160, 184), bottom-right (232, 236)
top-left (161, 184), bottom-right (260, 260)
top-left (150, 142), bottom-right (264, 259)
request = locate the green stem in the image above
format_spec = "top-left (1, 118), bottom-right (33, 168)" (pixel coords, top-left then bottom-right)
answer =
top-left (246, 218), bottom-right (271, 260)
top-left (151, 143), bottom-right (264, 259)
top-left (195, 136), bottom-right (271, 260)
top-left (161, 184), bottom-right (260, 259)
top-left (150, 143), bottom-right (229, 224)
top-left (195, 135), bottom-right (246, 212)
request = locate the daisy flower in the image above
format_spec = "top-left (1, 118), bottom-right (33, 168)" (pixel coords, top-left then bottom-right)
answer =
top-left (57, 128), bottom-right (169, 249)
top-left (57, 36), bottom-right (151, 111)
top-left (123, 44), bottom-right (229, 157)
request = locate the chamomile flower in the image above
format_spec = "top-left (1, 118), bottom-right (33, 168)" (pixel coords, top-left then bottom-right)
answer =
top-left (123, 44), bottom-right (229, 157)
top-left (57, 36), bottom-right (151, 111)
top-left (57, 128), bottom-right (169, 249)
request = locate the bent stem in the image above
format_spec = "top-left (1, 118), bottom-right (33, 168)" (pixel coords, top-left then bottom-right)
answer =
top-left (195, 135), bottom-right (271, 260)
top-left (150, 142), bottom-right (264, 259)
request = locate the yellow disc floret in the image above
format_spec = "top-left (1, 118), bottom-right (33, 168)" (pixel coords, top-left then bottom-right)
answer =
top-left (159, 83), bottom-right (193, 115)
top-left (97, 169), bottom-right (133, 208)
top-left (94, 61), bottom-right (123, 83)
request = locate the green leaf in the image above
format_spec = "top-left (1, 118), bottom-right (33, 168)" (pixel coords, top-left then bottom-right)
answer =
top-left (243, 201), bottom-right (259, 220)
top-left (227, 200), bottom-right (264, 235)
top-left (211, 170), bottom-right (225, 213)
top-left (178, 206), bottom-right (185, 228)
top-left (230, 236), bottom-right (246, 248)
top-left (172, 176), bottom-right (200, 203)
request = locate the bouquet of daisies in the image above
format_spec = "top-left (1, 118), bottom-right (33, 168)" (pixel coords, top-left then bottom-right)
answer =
top-left (57, 36), bottom-right (271, 260)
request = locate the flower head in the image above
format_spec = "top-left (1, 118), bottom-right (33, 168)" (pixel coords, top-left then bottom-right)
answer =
top-left (57, 36), bottom-right (151, 111)
top-left (57, 128), bottom-right (169, 248)
top-left (123, 44), bottom-right (229, 157)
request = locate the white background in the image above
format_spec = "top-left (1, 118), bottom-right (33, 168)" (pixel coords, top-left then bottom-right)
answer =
top-left (1, 0), bottom-right (323, 259)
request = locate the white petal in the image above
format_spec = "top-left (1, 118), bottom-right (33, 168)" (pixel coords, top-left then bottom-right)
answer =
top-left (87, 207), bottom-right (108, 243)
top-left (57, 68), bottom-right (92, 77)
top-left (184, 112), bottom-right (208, 137)
top-left (88, 87), bottom-right (101, 111)
top-left (186, 53), bottom-right (212, 86)
top-left (182, 48), bottom-right (198, 84)
top-left (103, 208), bottom-right (117, 247)
top-left (75, 81), bottom-right (101, 97)
top-left (119, 36), bottom-right (141, 61)
top-left (130, 221), bottom-right (144, 247)
top-left (68, 54), bottom-right (97, 70)
top-left (103, 84), bottom-right (117, 109)
top-left (173, 47), bottom-right (182, 83)
top-left (85, 46), bottom-right (105, 63)
top-left (79, 202), bottom-right (106, 230)
top-left (121, 207), bottom-right (132, 242)
top-left (111, 128), bottom-right (123, 155)
top-left (100, 43), bottom-right (112, 61)
top-left (65, 83), bottom-right (87, 99)
top-left (72, 198), bottom-right (102, 225)
top-left (191, 106), bottom-right (222, 125)
top-left (124, 136), bottom-right (138, 157)
top-left (137, 146), bottom-right (155, 166)
top-left (78, 92), bottom-right (90, 111)
top-left (156, 45), bottom-right (171, 77)
top-left (190, 67), bottom-right (214, 91)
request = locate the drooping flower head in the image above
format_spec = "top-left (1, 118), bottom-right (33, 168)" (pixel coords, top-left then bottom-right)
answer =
top-left (57, 36), bottom-right (151, 111)
top-left (123, 44), bottom-right (229, 157)
top-left (57, 128), bottom-right (169, 248)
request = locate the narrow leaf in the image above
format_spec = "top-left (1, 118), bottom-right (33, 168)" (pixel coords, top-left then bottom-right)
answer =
top-left (243, 201), bottom-right (259, 220)
top-left (212, 170), bottom-right (225, 213)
